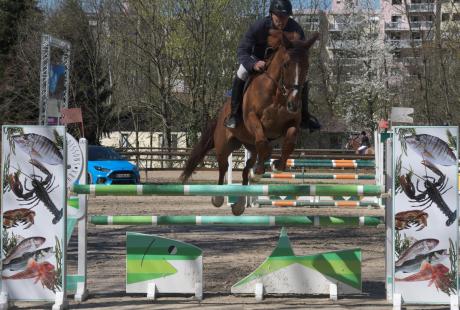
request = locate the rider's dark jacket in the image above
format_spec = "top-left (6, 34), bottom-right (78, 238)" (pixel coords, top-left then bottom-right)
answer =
top-left (237, 15), bottom-right (305, 72)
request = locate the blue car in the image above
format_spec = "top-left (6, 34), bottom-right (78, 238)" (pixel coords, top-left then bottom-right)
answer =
top-left (87, 145), bottom-right (140, 185)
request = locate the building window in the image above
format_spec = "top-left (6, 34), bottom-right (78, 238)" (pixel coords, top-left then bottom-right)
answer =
top-left (391, 15), bottom-right (402, 22)
top-left (411, 32), bottom-right (421, 40)
top-left (410, 15), bottom-right (420, 22)
top-left (390, 32), bottom-right (401, 40)
top-left (392, 0), bottom-right (402, 5)
top-left (442, 13), bottom-right (450, 21)
top-left (453, 13), bottom-right (460, 21)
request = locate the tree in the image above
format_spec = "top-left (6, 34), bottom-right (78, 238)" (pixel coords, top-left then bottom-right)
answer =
top-left (0, 0), bottom-right (43, 125)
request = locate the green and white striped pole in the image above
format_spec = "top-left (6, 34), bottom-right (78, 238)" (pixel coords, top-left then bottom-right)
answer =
top-left (90, 215), bottom-right (384, 227)
top-left (72, 184), bottom-right (383, 197)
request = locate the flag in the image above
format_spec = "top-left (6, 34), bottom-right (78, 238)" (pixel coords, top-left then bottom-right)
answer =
top-left (378, 119), bottom-right (389, 129)
top-left (60, 108), bottom-right (83, 124)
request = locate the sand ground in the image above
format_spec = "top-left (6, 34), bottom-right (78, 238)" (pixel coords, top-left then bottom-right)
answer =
top-left (14, 171), bottom-right (451, 309)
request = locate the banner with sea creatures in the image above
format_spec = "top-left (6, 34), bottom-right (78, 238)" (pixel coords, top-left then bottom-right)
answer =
top-left (1, 126), bottom-right (66, 301)
top-left (393, 126), bottom-right (458, 304)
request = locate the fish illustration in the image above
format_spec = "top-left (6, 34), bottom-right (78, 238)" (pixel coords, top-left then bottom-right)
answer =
top-left (2, 247), bottom-right (54, 271)
top-left (395, 249), bottom-right (448, 273)
top-left (2, 237), bottom-right (46, 265)
top-left (395, 238), bottom-right (439, 267)
top-left (2, 258), bottom-right (56, 291)
top-left (395, 262), bottom-right (451, 292)
top-left (12, 133), bottom-right (63, 165)
top-left (404, 134), bottom-right (457, 166)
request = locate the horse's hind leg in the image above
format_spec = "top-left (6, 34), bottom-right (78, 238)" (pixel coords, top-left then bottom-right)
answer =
top-left (272, 126), bottom-right (298, 171)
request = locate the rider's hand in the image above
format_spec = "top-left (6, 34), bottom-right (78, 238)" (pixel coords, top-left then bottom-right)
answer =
top-left (253, 61), bottom-right (266, 72)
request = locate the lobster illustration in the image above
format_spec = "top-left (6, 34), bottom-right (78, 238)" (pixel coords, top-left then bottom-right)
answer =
top-left (7, 159), bottom-right (62, 224)
top-left (399, 160), bottom-right (456, 226)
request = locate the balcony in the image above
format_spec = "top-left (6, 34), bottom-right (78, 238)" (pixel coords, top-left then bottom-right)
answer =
top-left (409, 21), bottom-right (433, 29)
top-left (389, 39), bottom-right (423, 48)
top-left (385, 22), bottom-right (407, 30)
top-left (407, 3), bottom-right (435, 12)
top-left (327, 40), bottom-right (354, 49)
top-left (303, 22), bottom-right (320, 31)
top-left (329, 23), bottom-right (347, 31)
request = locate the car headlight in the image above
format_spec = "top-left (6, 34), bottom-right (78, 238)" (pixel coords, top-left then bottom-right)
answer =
top-left (94, 166), bottom-right (110, 172)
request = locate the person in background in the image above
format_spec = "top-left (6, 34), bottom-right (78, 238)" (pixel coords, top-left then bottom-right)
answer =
top-left (358, 131), bottom-right (371, 155)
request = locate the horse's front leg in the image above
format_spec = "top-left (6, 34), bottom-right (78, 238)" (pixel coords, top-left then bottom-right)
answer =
top-left (246, 111), bottom-right (272, 179)
top-left (272, 126), bottom-right (298, 172)
top-left (211, 154), bottom-right (229, 208)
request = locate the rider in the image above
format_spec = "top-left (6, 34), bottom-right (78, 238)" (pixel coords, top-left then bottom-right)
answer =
top-left (224, 0), bottom-right (321, 132)
top-left (358, 131), bottom-right (371, 155)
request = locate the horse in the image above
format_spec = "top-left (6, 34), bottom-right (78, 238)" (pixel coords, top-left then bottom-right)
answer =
top-left (180, 29), bottom-right (320, 216)
top-left (345, 134), bottom-right (374, 155)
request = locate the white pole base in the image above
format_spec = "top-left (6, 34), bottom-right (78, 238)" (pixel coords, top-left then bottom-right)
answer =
top-left (451, 295), bottom-right (459, 310)
top-left (254, 282), bottom-right (264, 301)
top-left (52, 292), bottom-right (67, 310)
top-left (195, 282), bottom-right (203, 301)
top-left (0, 292), bottom-right (8, 310)
top-left (146, 282), bottom-right (157, 300)
top-left (392, 293), bottom-right (402, 310)
top-left (74, 282), bottom-right (88, 302)
top-left (329, 283), bottom-right (338, 301)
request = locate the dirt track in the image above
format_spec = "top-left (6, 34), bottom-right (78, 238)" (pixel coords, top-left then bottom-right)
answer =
top-left (16, 171), bottom-right (450, 309)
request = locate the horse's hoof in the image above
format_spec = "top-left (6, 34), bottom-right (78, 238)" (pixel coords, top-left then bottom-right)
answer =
top-left (231, 197), bottom-right (246, 216)
top-left (211, 196), bottom-right (224, 208)
top-left (271, 159), bottom-right (286, 172)
top-left (251, 174), bottom-right (262, 182)
top-left (270, 160), bottom-right (280, 172)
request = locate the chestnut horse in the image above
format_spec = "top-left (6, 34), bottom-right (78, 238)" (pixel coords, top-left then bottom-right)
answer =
top-left (180, 30), bottom-right (319, 215)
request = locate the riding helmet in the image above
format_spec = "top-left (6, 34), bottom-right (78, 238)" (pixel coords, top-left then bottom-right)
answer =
top-left (269, 0), bottom-right (293, 16)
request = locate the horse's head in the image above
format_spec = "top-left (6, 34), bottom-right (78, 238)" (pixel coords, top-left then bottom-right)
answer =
top-left (267, 30), bottom-right (319, 113)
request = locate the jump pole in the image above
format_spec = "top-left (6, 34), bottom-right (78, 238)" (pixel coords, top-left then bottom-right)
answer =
top-left (90, 215), bottom-right (384, 227)
top-left (72, 184), bottom-right (383, 197)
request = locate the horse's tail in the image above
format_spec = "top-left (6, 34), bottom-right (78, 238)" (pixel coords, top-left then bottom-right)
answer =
top-left (180, 118), bottom-right (217, 183)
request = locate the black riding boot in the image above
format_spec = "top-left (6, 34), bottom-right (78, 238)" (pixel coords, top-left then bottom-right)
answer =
top-left (300, 81), bottom-right (321, 132)
top-left (224, 77), bottom-right (245, 129)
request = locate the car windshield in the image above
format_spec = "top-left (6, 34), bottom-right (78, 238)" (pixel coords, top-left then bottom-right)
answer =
top-left (89, 146), bottom-right (124, 161)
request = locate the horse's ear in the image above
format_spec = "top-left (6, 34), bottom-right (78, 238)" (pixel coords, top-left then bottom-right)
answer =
top-left (268, 29), bottom-right (283, 48)
top-left (301, 32), bottom-right (320, 50)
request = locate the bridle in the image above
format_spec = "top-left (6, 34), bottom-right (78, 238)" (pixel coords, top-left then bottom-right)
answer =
top-left (262, 49), bottom-right (302, 98)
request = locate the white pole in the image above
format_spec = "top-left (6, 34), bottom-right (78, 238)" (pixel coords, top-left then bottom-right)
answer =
top-left (75, 138), bottom-right (88, 302)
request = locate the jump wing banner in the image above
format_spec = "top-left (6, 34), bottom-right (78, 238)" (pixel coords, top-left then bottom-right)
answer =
top-left (1, 126), bottom-right (67, 302)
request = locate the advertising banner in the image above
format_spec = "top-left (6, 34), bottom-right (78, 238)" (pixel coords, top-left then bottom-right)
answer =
top-left (47, 64), bottom-right (67, 125)
top-left (393, 126), bottom-right (458, 304)
top-left (1, 126), bottom-right (66, 301)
